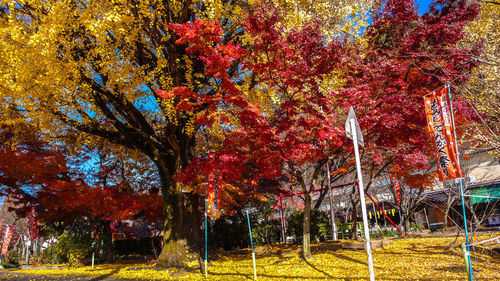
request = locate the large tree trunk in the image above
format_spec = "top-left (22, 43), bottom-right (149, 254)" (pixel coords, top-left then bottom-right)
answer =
top-left (302, 191), bottom-right (312, 259)
top-left (155, 157), bottom-right (201, 268)
top-left (103, 221), bottom-right (114, 263)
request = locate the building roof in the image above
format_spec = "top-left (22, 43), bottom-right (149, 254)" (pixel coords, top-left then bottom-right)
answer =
top-left (421, 189), bottom-right (449, 203)
top-left (468, 179), bottom-right (500, 189)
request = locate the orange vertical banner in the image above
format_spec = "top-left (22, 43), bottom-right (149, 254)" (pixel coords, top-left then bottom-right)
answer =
top-left (424, 87), bottom-right (462, 181)
top-left (1, 225), bottom-right (15, 255)
top-left (207, 170), bottom-right (221, 218)
top-left (389, 175), bottom-right (401, 205)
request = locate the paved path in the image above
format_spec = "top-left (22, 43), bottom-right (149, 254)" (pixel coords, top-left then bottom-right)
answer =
top-left (0, 271), bottom-right (141, 281)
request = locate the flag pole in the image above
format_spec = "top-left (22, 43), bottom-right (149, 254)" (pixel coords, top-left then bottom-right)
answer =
top-left (279, 196), bottom-right (286, 243)
top-left (447, 84), bottom-right (473, 281)
top-left (351, 118), bottom-right (375, 281)
top-left (326, 161), bottom-right (338, 240)
top-left (246, 210), bottom-right (257, 281)
top-left (204, 177), bottom-right (208, 278)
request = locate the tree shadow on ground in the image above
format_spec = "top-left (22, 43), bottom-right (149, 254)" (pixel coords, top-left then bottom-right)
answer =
top-left (303, 258), bottom-right (334, 278)
top-left (435, 265), bottom-right (465, 273)
top-left (329, 252), bottom-right (367, 266)
top-left (207, 271), bottom-right (254, 280)
top-left (89, 269), bottom-right (120, 281)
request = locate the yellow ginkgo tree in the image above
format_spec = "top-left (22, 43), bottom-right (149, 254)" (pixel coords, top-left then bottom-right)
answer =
top-left (460, 1), bottom-right (500, 155)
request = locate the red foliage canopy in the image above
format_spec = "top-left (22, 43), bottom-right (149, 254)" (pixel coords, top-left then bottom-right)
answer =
top-left (1, 121), bottom-right (162, 227)
top-left (163, 0), bottom-right (481, 205)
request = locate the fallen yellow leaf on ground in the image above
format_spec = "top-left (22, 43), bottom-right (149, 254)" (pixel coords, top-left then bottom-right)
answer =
top-left (14, 234), bottom-right (500, 280)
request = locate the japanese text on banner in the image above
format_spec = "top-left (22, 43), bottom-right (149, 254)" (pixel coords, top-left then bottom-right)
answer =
top-left (424, 87), bottom-right (462, 181)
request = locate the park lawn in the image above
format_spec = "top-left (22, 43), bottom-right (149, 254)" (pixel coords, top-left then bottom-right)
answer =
top-left (15, 234), bottom-right (500, 281)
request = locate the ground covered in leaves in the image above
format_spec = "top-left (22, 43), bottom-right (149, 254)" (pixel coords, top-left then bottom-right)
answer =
top-left (9, 234), bottom-right (500, 280)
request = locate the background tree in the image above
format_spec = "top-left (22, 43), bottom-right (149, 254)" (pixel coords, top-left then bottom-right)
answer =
top-left (459, 1), bottom-right (500, 155)
top-left (1, 107), bottom-right (162, 262)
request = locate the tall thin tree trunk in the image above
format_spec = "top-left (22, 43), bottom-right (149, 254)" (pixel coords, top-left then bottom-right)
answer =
top-left (302, 191), bottom-right (312, 259)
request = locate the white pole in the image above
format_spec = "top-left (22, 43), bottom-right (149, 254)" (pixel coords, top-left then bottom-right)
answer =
top-left (446, 85), bottom-right (473, 281)
top-left (351, 118), bottom-right (375, 281)
top-left (326, 162), bottom-right (338, 240)
top-left (246, 210), bottom-right (257, 281)
top-left (279, 198), bottom-right (286, 243)
top-left (26, 238), bottom-right (30, 265)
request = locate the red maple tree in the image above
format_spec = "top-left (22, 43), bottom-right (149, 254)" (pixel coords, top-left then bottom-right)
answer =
top-left (164, 0), bottom-right (481, 258)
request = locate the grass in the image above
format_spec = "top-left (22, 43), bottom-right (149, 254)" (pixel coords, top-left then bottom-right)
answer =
top-left (12, 233), bottom-right (500, 280)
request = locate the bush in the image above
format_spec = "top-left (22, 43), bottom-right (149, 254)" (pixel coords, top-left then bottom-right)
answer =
top-left (409, 222), bottom-right (423, 232)
top-left (42, 233), bottom-right (93, 266)
top-left (1, 249), bottom-right (21, 267)
top-left (208, 214), bottom-right (250, 250)
top-left (251, 218), bottom-right (282, 245)
top-left (370, 228), bottom-right (399, 238)
top-left (287, 209), bottom-right (331, 243)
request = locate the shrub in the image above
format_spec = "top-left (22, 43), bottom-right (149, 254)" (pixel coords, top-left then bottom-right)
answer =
top-left (42, 233), bottom-right (93, 266)
top-left (1, 249), bottom-right (21, 268)
top-left (208, 214), bottom-right (250, 250)
top-left (287, 209), bottom-right (331, 243)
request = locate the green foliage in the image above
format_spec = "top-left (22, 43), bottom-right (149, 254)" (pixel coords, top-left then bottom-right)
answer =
top-left (287, 209), bottom-right (331, 243)
top-left (207, 202), bottom-right (283, 250)
top-left (1, 249), bottom-right (21, 267)
top-left (42, 233), bottom-right (93, 266)
top-left (370, 228), bottom-right (400, 239)
top-left (251, 218), bottom-right (282, 245)
top-left (208, 214), bottom-right (250, 250)
top-left (409, 222), bottom-right (422, 232)
top-left (248, 199), bottom-right (282, 245)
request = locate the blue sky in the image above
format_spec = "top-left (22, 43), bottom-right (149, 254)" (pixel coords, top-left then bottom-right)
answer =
top-left (416, 0), bottom-right (434, 14)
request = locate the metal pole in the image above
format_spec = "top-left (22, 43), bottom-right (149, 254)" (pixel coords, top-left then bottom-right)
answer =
top-left (92, 252), bottom-right (95, 269)
top-left (204, 182), bottom-right (208, 278)
top-left (447, 85), bottom-right (473, 281)
top-left (351, 118), bottom-right (375, 281)
top-left (51, 237), bottom-right (54, 264)
top-left (459, 178), bottom-right (473, 281)
top-left (382, 202), bottom-right (387, 227)
top-left (246, 210), bottom-right (257, 281)
top-left (279, 197), bottom-right (286, 243)
top-left (26, 238), bottom-right (30, 265)
top-left (373, 203), bottom-right (378, 225)
top-left (326, 162), bottom-right (338, 240)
